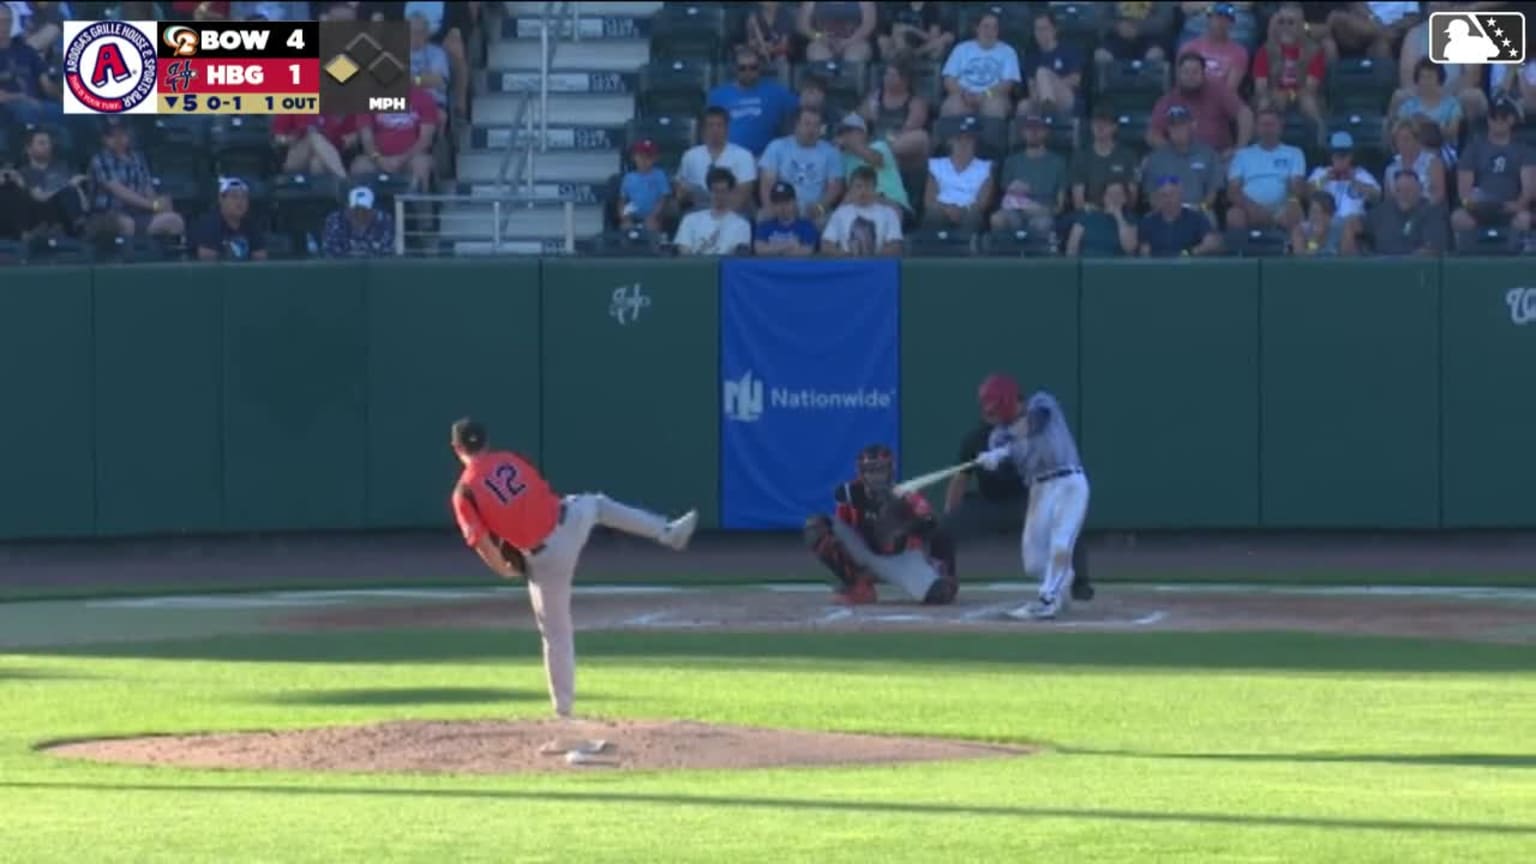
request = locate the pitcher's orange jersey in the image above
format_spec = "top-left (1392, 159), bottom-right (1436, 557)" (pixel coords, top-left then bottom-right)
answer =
top-left (451, 450), bottom-right (561, 550)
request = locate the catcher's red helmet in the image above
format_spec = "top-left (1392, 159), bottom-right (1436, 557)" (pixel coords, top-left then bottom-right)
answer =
top-left (857, 444), bottom-right (895, 494)
top-left (978, 373), bottom-right (1021, 423)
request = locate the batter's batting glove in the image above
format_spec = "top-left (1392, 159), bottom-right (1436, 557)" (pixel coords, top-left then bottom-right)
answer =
top-left (975, 447), bottom-right (1010, 471)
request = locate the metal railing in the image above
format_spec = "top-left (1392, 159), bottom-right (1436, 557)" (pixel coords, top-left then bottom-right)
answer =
top-left (393, 194), bottom-right (579, 256)
top-left (496, 1), bottom-right (573, 195)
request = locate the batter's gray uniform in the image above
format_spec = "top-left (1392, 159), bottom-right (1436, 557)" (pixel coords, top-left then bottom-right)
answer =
top-left (984, 391), bottom-right (1091, 604)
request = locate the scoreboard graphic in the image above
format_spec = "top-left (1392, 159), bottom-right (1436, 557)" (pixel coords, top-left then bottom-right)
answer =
top-left (62, 18), bottom-right (408, 116)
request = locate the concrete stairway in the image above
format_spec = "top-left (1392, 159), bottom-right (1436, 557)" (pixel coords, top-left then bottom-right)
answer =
top-left (445, 1), bottom-right (659, 254)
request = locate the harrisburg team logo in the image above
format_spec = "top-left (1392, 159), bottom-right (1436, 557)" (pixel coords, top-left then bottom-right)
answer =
top-left (61, 20), bottom-right (159, 114)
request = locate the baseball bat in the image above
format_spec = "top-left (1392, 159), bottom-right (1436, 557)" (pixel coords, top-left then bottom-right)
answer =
top-left (893, 459), bottom-right (980, 496)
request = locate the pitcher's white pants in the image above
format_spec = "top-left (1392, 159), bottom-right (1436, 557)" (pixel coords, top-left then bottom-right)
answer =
top-left (1021, 473), bottom-right (1090, 601)
top-left (524, 492), bottom-right (670, 717)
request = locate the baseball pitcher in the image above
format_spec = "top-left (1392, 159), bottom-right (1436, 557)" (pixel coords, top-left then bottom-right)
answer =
top-left (972, 374), bottom-right (1090, 620)
top-left (449, 418), bottom-right (698, 718)
top-left (803, 444), bottom-right (959, 605)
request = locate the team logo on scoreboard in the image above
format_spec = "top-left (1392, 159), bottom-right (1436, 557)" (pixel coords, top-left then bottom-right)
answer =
top-left (162, 24), bottom-right (200, 57)
top-left (61, 20), bottom-right (159, 114)
top-left (163, 60), bottom-right (198, 93)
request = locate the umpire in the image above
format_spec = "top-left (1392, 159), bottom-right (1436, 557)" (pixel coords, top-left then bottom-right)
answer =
top-left (939, 403), bottom-right (1096, 602)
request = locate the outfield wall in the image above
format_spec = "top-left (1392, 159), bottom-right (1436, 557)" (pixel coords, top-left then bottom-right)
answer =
top-left (1, 257), bottom-right (1532, 541)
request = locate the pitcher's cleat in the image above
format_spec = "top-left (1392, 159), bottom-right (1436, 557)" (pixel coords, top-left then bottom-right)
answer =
top-left (660, 510), bottom-right (698, 551)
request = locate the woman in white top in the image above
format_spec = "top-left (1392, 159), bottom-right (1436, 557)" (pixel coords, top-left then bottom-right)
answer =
top-left (939, 12), bottom-right (1020, 118)
top-left (1397, 12), bottom-right (1489, 121)
top-left (1382, 118), bottom-right (1446, 205)
top-left (923, 123), bottom-right (994, 230)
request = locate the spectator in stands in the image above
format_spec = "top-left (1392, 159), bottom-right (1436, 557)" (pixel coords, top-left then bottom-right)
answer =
top-left (1142, 106), bottom-right (1223, 210)
top-left (1018, 10), bottom-right (1083, 117)
top-left (273, 113), bottom-right (354, 179)
top-left (351, 85), bottom-right (439, 192)
top-left (1291, 191), bottom-right (1348, 255)
top-left (170, 1), bottom-right (230, 20)
top-left (107, 3), bottom-right (167, 21)
top-left (1226, 107), bottom-right (1307, 231)
top-left (859, 60), bottom-right (931, 171)
top-left (676, 107), bottom-right (757, 213)
top-left (822, 165), bottom-right (903, 256)
top-left (745, 1), bottom-right (795, 81)
top-left (1149, 52), bottom-right (1253, 159)
top-left (1491, 58), bottom-right (1536, 118)
top-left (877, 1), bottom-right (953, 64)
top-left (89, 118), bottom-right (184, 241)
top-left (1390, 59), bottom-right (1463, 153)
top-left (674, 167), bottom-right (753, 255)
top-left (1072, 108), bottom-right (1141, 212)
top-left (1181, 3), bottom-right (1248, 92)
top-left (1066, 180), bottom-right (1139, 257)
top-left (799, 1), bottom-right (877, 64)
top-left (0, 5), bottom-right (61, 127)
top-left (1451, 97), bottom-right (1534, 237)
top-left (322, 185), bottom-right (395, 258)
top-left (1324, 2), bottom-right (1420, 62)
top-left (1116, 0), bottom-right (1180, 49)
top-left (409, 12), bottom-right (451, 111)
top-left (1178, 0), bottom-right (1259, 49)
top-left (318, 1), bottom-right (357, 21)
top-left (993, 113), bottom-right (1066, 235)
top-left (231, 2), bottom-right (310, 20)
top-left (940, 12), bottom-right (1020, 119)
top-left (618, 139), bottom-right (672, 234)
top-left (1398, 3), bottom-right (1488, 123)
top-left (754, 181), bottom-right (819, 256)
top-left (759, 106), bottom-right (844, 224)
top-left (13, 2), bottom-right (66, 61)
top-left (1368, 170), bottom-right (1449, 255)
top-left (0, 128), bottom-right (87, 237)
top-left (795, 74), bottom-right (829, 119)
top-left (1096, 6), bottom-right (1168, 65)
top-left (404, 0), bottom-right (478, 120)
top-left (923, 116), bottom-right (993, 230)
top-left (1384, 118), bottom-right (1448, 205)
top-left (1307, 131), bottom-right (1380, 239)
top-left (190, 177), bottom-right (267, 261)
top-left (1251, 2), bottom-right (1327, 146)
top-left (1138, 176), bottom-right (1222, 256)
top-left (836, 112), bottom-right (911, 220)
top-left (708, 47), bottom-right (798, 157)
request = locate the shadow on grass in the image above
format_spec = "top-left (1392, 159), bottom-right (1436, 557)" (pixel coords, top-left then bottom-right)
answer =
top-left (262, 687), bottom-right (539, 707)
top-left (1061, 747), bottom-right (1536, 769)
top-left (0, 667), bottom-right (86, 681)
top-left (17, 629), bottom-right (1536, 673)
top-left (0, 779), bottom-right (1531, 835)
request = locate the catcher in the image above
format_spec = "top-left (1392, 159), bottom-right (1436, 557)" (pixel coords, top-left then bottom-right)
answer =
top-left (803, 444), bottom-right (959, 605)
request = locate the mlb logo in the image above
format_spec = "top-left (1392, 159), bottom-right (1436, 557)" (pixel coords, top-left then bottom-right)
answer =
top-left (1428, 11), bottom-right (1526, 65)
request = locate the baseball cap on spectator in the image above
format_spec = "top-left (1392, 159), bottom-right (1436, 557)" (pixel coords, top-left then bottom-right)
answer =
top-left (955, 115), bottom-right (981, 135)
top-left (1490, 95), bottom-right (1523, 120)
top-left (1211, 3), bottom-right (1238, 19)
top-left (631, 138), bottom-right (658, 157)
top-left (1328, 131), bottom-right (1354, 152)
top-left (349, 186), bottom-right (375, 209)
top-left (1091, 106), bottom-right (1119, 124)
top-left (1153, 175), bottom-right (1182, 189)
top-left (218, 177), bottom-right (249, 196)
top-left (1166, 105), bottom-right (1193, 124)
top-left (837, 113), bottom-right (867, 133)
top-left (769, 181), bottom-right (797, 202)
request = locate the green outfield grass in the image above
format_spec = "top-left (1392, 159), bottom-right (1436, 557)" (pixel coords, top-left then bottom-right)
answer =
top-left (2, 625), bottom-right (1534, 863)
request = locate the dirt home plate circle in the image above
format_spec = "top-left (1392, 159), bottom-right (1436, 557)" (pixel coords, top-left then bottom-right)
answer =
top-left (63, 21), bottom-right (158, 113)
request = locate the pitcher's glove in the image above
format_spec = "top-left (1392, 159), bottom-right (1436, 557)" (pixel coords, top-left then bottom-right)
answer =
top-left (869, 495), bottom-right (923, 555)
top-left (497, 539), bottom-right (529, 580)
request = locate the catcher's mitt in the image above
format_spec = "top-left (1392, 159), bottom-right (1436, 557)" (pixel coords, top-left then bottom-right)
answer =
top-left (868, 495), bottom-right (923, 554)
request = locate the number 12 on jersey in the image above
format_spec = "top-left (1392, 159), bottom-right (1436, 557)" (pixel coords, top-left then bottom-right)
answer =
top-left (483, 464), bottom-right (527, 504)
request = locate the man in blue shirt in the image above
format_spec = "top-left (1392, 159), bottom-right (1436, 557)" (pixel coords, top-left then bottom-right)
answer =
top-left (707, 46), bottom-right (798, 157)
top-left (1138, 176), bottom-right (1221, 257)
top-left (753, 181), bottom-right (819, 256)
top-left (1018, 9), bottom-right (1084, 117)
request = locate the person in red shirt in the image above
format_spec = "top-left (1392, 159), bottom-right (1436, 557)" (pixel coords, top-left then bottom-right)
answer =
top-left (351, 85), bottom-right (440, 191)
top-left (1149, 52), bottom-right (1254, 159)
top-left (273, 113), bottom-right (355, 179)
top-left (449, 418), bottom-right (698, 719)
top-left (1251, 2), bottom-right (1327, 145)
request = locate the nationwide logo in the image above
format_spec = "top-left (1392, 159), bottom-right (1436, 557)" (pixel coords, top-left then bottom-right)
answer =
top-left (723, 370), bottom-right (895, 423)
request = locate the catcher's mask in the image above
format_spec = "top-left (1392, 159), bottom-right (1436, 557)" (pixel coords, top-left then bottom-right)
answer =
top-left (857, 444), bottom-right (895, 496)
top-left (978, 373), bottom-right (1021, 425)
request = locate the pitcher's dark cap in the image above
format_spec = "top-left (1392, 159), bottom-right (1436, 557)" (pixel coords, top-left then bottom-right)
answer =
top-left (451, 417), bottom-right (487, 451)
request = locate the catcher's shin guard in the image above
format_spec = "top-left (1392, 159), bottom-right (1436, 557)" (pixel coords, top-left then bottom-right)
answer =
top-left (804, 514), bottom-right (876, 597)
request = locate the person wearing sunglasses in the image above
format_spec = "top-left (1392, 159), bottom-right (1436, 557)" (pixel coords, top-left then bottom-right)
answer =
top-left (707, 46), bottom-right (799, 157)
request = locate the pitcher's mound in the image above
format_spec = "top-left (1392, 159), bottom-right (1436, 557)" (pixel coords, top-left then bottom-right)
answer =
top-left (45, 718), bottom-right (1032, 775)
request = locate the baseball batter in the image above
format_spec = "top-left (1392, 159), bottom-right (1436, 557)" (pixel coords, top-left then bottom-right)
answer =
top-left (803, 444), bottom-right (959, 605)
top-left (971, 375), bottom-right (1090, 620)
top-left (449, 418), bottom-right (698, 717)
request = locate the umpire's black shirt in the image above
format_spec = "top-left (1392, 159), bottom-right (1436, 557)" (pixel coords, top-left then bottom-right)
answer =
top-left (957, 422), bottom-right (1026, 501)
